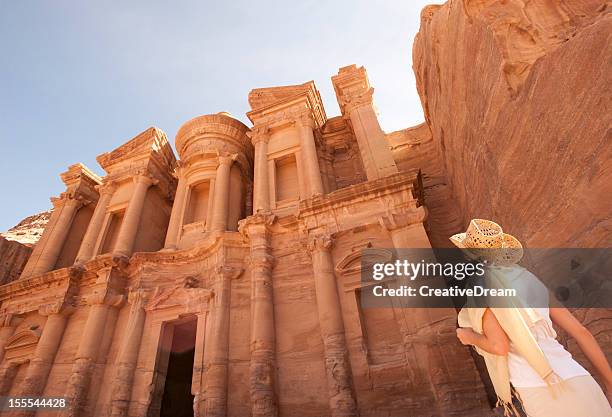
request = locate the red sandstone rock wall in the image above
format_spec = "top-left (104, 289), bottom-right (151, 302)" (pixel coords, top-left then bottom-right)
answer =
top-left (0, 236), bottom-right (31, 285)
top-left (411, 0), bottom-right (612, 389)
top-left (388, 124), bottom-right (464, 248)
top-left (412, 0), bottom-right (611, 248)
top-left (0, 210), bottom-right (50, 284)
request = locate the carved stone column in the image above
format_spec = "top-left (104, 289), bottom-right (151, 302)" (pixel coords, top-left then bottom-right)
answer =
top-left (308, 234), bottom-right (358, 417)
top-left (0, 312), bottom-right (18, 397)
top-left (209, 155), bottom-right (235, 232)
top-left (193, 310), bottom-right (208, 417)
top-left (62, 267), bottom-right (126, 417)
top-left (196, 266), bottom-right (241, 417)
top-left (114, 175), bottom-right (155, 256)
top-left (109, 289), bottom-right (149, 417)
top-left (75, 182), bottom-right (116, 263)
top-left (332, 65), bottom-right (398, 181)
top-left (251, 127), bottom-right (271, 213)
top-left (380, 206), bottom-right (471, 413)
top-left (23, 196), bottom-right (83, 277)
top-left (13, 302), bottom-right (73, 417)
top-left (296, 116), bottom-right (324, 197)
top-left (0, 312), bottom-right (16, 363)
top-left (0, 362), bottom-right (18, 396)
top-left (239, 214), bottom-right (277, 417)
top-left (164, 165), bottom-right (188, 249)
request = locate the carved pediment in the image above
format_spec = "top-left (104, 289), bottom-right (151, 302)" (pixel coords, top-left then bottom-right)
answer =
top-left (336, 246), bottom-right (393, 276)
top-left (59, 163), bottom-right (102, 204)
top-left (96, 127), bottom-right (176, 175)
top-left (4, 328), bottom-right (42, 363)
top-left (248, 82), bottom-right (315, 110)
top-left (247, 81), bottom-right (327, 128)
top-left (146, 286), bottom-right (212, 315)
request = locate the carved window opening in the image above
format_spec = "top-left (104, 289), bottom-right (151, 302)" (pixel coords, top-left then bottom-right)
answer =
top-left (184, 181), bottom-right (210, 226)
top-left (100, 209), bottom-right (125, 254)
top-left (275, 154), bottom-right (299, 202)
top-left (156, 317), bottom-right (197, 417)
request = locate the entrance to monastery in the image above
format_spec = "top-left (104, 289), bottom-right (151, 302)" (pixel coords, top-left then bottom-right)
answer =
top-left (159, 317), bottom-right (197, 417)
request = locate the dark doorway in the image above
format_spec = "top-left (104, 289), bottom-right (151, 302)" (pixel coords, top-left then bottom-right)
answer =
top-left (159, 319), bottom-right (197, 417)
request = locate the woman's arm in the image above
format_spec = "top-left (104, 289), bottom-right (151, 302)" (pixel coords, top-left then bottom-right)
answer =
top-left (456, 308), bottom-right (510, 356)
top-left (549, 307), bottom-right (612, 395)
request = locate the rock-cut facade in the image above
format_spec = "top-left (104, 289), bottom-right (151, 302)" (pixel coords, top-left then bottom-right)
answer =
top-left (0, 65), bottom-right (492, 417)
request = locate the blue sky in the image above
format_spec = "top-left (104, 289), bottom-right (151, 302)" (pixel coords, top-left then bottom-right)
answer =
top-left (0, 1), bottom-right (434, 231)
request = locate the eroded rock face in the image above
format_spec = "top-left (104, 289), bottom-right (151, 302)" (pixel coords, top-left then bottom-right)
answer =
top-left (0, 236), bottom-right (31, 285)
top-left (413, 0), bottom-right (611, 248)
top-left (388, 123), bottom-right (465, 248)
top-left (2, 210), bottom-right (51, 247)
top-left (0, 211), bottom-right (50, 284)
top-left (412, 0), bottom-right (612, 392)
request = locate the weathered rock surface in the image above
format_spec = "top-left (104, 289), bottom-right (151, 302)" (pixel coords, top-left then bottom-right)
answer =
top-left (388, 123), bottom-right (464, 248)
top-left (0, 210), bottom-right (50, 284)
top-left (0, 236), bottom-right (31, 285)
top-left (2, 210), bottom-right (51, 247)
top-left (411, 0), bottom-right (612, 393)
top-left (413, 0), bottom-right (611, 248)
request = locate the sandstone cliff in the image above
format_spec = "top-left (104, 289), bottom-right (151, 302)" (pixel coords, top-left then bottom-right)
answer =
top-left (0, 210), bottom-right (50, 284)
top-left (2, 210), bottom-right (51, 247)
top-left (411, 0), bottom-right (612, 390)
top-left (413, 0), bottom-right (611, 248)
top-left (0, 236), bottom-right (32, 285)
top-left (388, 123), bottom-right (464, 248)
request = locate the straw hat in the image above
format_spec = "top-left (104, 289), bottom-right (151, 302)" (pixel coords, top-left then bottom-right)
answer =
top-left (449, 219), bottom-right (523, 265)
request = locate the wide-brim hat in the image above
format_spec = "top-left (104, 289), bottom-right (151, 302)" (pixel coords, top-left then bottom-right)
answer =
top-left (450, 219), bottom-right (523, 265)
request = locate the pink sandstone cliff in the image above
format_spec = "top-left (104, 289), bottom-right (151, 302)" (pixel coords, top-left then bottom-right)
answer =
top-left (388, 123), bottom-right (464, 248)
top-left (0, 211), bottom-right (50, 284)
top-left (412, 0), bottom-right (611, 248)
top-left (410, 0), bottom-right (611, 386)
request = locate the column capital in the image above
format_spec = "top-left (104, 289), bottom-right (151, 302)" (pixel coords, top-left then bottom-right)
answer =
top-left (68, 264), bottom-right (86, 278)
top-left (238, 213), bottom-right (276, 238)
top-left (307, 233), bottom-right (334, 253)
top-left (172, 160), bottom-right (186, 180)
top-left (217, 153), bottom-right (238, 167)
top-left (332, 65), bottom-right (375, 114)
top-left (50, 193), bottom-right (86, 210)
top-left (127, 288), bottom-right (151, 309)
top-left (87, 267), bottom-right (127, 307)
top-left (248, 125), bottom-right (271, 145)
top-left (339, 88), bottom-right (375, 114)
top-left (133, 174), bottom-right (158, 187)
top-left (96, 180), bottom-right (117, 196)
top-left (215, 266), bottom-right (244, 280)
top-left (39, 299), bottom-right (75, 317)
top-left (293, 111), bottom-right (316, 129)
top-left (88, 288), bottom-right (126, 308)
top-left (379, 206), bottom-right (427, 232)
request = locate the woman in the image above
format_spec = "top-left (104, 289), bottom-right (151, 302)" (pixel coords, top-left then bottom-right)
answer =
top-left (452, 219), bottom-right (612, 417)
